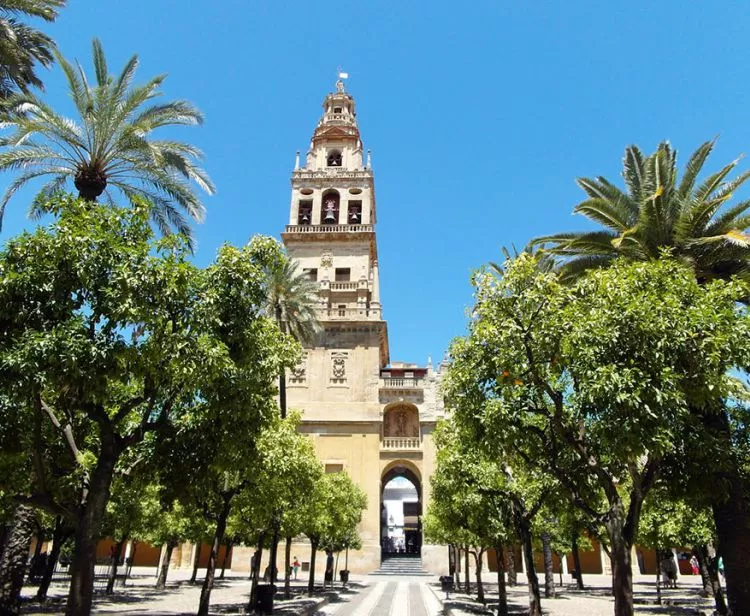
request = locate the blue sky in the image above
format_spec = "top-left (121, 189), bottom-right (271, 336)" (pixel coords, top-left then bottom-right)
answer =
top-left (2, 2), bottom-right (750, 365)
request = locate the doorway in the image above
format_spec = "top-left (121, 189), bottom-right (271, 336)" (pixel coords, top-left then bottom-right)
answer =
top-left (380, 464), bottom-right (422, 561)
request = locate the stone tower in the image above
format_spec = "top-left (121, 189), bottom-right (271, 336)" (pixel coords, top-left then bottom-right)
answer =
top-left (281, 80), bottom-right (446, 575)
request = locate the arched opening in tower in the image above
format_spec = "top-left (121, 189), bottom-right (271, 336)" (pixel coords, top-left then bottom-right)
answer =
top-left (380, 466), bottom-right (422, 561)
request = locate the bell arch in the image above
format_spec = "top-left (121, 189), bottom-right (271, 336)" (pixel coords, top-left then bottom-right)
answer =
top-left (321, 189), bottom-right (340, 224)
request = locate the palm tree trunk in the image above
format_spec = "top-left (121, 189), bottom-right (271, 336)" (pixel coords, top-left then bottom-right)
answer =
top-left (697, 545), bottom-right (727, 615)
top-left (464, 547), bottom-right (470, 594)
top-left (0, 503), bottom-right (36, 615)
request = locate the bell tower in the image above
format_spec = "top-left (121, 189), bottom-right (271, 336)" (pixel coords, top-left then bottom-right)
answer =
top-left (279, 80), bottom-right (446, 577)
top-left (282, 78), bottom-right (387, 362)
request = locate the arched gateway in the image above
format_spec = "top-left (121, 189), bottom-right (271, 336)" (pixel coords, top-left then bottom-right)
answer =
top-left (380, 461), bottom-right (422, 561)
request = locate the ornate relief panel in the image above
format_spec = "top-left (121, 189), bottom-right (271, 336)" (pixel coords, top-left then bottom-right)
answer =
top-left (330, 351), bottom-right (349, 385)
top-left (289, 352), bottom-right (308, 385)
top-left (383, 406), bottom-right (419, 438)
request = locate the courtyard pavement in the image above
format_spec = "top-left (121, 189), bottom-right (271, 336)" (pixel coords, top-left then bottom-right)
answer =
top-left (20, 568), bottom-right (719, 615)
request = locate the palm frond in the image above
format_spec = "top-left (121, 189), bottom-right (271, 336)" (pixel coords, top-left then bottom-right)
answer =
top-left (677, 140), bottom-right (714, 199)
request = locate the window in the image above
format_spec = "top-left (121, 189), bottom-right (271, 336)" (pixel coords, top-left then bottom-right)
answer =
top-left (337, 304), bottom-right (346, 317)
top-left (347, 201), bottom-right (362, 224)
top-left (297, 200), bottom-right (312, 225)
top-left (325, 464), bottom-right (344, 474)
top-left (335, 268), bottom-right (350, 282)
top-left (303, 268), bottom-right (318, 282)
top-left (327, 150), bottom-right (342, 167)
top-left (333, 107), bottom-right (342, 113)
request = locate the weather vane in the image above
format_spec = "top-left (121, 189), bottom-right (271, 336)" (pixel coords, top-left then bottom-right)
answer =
top-left (336, 66), bottom-right (349, 92)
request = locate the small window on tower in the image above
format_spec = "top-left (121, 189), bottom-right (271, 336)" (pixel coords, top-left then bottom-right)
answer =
top-left (327, 150), bottom-right (342, 167)
top-left (335, 268), bottom-right (350, 282)
top-left (347, 201), bottom-right (362, 224)
top-left (298, 200), bottom-right (312, 225)
top-left (337, 304), bottom-right (347, 317)
top-left (333, 107), bottom-right (342, 113)
top-left (303, 268), bottom-right (318, 282)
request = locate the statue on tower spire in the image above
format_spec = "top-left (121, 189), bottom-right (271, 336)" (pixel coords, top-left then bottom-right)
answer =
top-left (336, 69), bottom-right (348, 93)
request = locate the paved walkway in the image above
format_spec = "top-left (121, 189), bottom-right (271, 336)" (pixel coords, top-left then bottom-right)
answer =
top-left (318, 577), bottom-right (443, 616)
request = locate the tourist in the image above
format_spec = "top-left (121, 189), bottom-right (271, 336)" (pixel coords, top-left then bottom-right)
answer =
top-left (690, 554), bottom-right (699, 575)
top-left (293, 556), bottom-right (300, 580)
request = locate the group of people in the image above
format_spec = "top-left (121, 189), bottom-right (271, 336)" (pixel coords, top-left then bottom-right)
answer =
top-left (248, 552), bottom-right (302, 582)
top-left (660, 551), bottom-right (725, 588)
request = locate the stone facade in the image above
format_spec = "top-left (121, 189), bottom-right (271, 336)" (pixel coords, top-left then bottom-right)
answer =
top-left (276, 80), bottom-right (448, 576)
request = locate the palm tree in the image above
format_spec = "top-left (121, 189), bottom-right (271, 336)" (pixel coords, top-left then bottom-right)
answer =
top-left (533, 140), bottom-right (750, 284)
top-left (263, 257), bottom-right (320, 420)
top-left (262, 257), bottom-right (319, 601)
top-left (0, 1), bottom-right (65, 97)
top-left (0, 38), bottom-right (214, 248)
top-left (532, 139), bottom-right (750, 615)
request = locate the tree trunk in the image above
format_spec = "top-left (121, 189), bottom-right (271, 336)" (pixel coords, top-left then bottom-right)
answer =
top-left (0, 503), bottom-right (36, 616)
top-left (606, 523), bottom-right (634, 616)
top-left (693, 545), bottom-right (711, 596)
top-left (519, 523), bottom-right (541, 616)
top-left (701, 405), bottom-right (750, 616)
top-left (541, 532), bottom-right (555, 598)
top-left (197, 493), bottom-right (232, 616)
top-left (307, 539), bottom-right (318, 597)
top-left (279, 372), bottom-right (287, 420)
top-left (248, 530), bottom-right (266, 612)
top-left (284, 537), bottom-right (292, 599)
top-left (571, 531), bottom-right (584, 590)
top-left (155, 541), bottom-right (176, 590)
top-left (464, 547), bottom-right (470, 594)
top-left (713, 492), bottom-right (750, 616)
top-left (268, 516), bottom-right (280, 587)
top-left (698, 545), bottom-right (727, 615)
top-left (219, 539), bottom-right (232, 580)
top-left (495, 545), bottom-right (508, 616)
top-left (190, 542), bottom-right (202, 584)
top-left (105, 536), bottom-right (127, 595)
top-left (65, 443), bottom-right (119, 616)
top-left (506, 546), bottom-right (517, 587)
top-left (37, 519), bottom-right (70, 601)
top-left (472, 548), bottom-right (485, 604)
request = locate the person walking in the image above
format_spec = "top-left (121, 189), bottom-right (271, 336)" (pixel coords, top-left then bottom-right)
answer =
top-left (293, 556), bottom-right (300, 580)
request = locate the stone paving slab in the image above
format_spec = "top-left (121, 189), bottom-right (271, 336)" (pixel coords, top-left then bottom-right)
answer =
top-left (19, 567), bottom-right (360, 615)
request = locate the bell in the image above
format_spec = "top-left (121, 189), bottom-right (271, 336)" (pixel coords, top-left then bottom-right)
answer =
top-left (300, 213), bottom-right (310, 223)
top-left (349, 211), bottom-right (360, 221)
top-left (324, 209), bottom-right (336, 223)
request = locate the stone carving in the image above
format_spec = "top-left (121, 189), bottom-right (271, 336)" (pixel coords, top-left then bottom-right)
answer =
top-left (331, 351), bottom-right (348, 383)
top-left (289, 353), bottom-right (307, 384)
top-left (384, 407), bottom-right (418, 437)
top-left (320, 249), bottom-right (333, 268)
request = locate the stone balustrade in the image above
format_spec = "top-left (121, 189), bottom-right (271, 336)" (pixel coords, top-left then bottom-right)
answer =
top-left (380, 377), bottom-right (423, 389)
top-left (285, 224), bottom-right (373, 234)
top-left (381, 437), bottom-right (421, 450)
